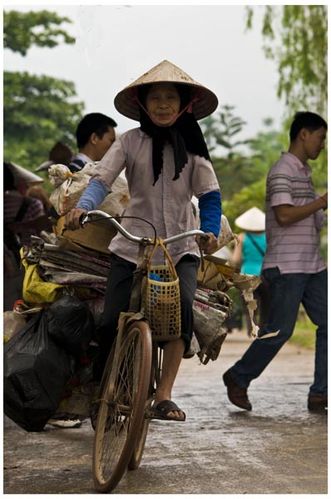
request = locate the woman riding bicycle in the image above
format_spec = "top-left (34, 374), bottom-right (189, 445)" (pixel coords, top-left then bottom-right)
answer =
top-left (65, 60), bottom-right (221, 422)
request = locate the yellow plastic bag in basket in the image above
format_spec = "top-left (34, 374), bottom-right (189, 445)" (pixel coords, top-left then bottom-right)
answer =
top-left (21, 254), bottom-right (64, 304)
top-left (143, 239), bottom-right (181, 342)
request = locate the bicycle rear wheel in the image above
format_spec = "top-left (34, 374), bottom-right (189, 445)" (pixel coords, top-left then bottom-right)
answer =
top-left (92, 320), bottom-right (152, 492)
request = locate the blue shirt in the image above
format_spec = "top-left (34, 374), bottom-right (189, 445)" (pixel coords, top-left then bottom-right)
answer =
top-left (241, 232), bottom-right (266, 275)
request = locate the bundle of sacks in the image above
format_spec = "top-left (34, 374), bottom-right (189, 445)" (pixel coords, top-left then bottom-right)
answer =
top-left (3, 162), bottom-right (131, 431)
top-left (48, 162), bottom-right (130, 253)
top-left (4, 164), bottom-right (261, 427)
top-left (49, 162), bottom-right (130, 218)
top-left (4, 295), bottom-right (95, 431)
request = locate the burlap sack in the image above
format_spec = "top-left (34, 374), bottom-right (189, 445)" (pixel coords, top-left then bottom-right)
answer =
top-left (49, 163), bottom-right (130, 217)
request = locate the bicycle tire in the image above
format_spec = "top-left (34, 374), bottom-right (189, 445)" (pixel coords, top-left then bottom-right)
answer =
top-left (127, 416), bottom-right (150, 470)
top-left (89, 343), bottom-right (115, 431)
top-left (92, 320), bottom-right (152, 492)
top-left (128, 345), bottom-right (162, 470)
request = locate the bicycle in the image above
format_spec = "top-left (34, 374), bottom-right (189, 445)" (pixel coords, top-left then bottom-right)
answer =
top-left (80, 209), bottom-right (207, 493)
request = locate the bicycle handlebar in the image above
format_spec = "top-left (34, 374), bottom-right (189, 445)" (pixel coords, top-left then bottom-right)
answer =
top-left (80, 209), bottom-right (207, 245)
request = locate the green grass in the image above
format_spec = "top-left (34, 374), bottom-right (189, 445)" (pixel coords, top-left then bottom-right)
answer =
top-left (289, 313), bottom-right (315, 350)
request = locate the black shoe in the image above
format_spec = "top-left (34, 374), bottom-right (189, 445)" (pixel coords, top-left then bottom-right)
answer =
top-left (223, 370), bottom-right (252, 411)
top-left (308, 393), bottom-right (327, 413)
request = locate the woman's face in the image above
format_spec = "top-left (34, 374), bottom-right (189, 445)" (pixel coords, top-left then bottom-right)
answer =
top-left (145, 83), bottom-right (181, 127)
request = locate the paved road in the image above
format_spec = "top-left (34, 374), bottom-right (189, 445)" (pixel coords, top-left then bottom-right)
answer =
top-left (3, 330), bottom-right (327, 494)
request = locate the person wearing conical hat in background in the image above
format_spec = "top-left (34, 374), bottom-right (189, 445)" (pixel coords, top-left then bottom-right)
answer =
top-left (65, 60), bottom-right (221, 422)
top-left (4, 162), bottom-right (51, 237)
top-left (7, 161), bottom-right (44, 193)
top-left (223, 111), bottom-right (327, 414)
top-left (230, 206), bottom-right (269, 334)
top-left (4, 161), bottom-right (53, 242)
top-left (4, 162), bottom-right (50, 310)
top-left (231, 207), bottom-right (266, 275)
top-left (4, 162), bottom-right (46, 237)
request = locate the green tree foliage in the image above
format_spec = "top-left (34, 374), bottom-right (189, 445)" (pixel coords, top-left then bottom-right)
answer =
top-left (201, 106), bottom-right (252, 200)
top-left (219, 119), bottom-right (286, 227)
top-left (4, 10), bottom-right (84, 175)
top-left (246, 5), bottom-right (327, 117)
top-left (202, 105), bottom-right (249, 155)
top-left (4, 71), bottom-right (83, 168)
top-left (201, 107), bottom-right (281, 203)
top-left (4, 10), bottom-right (75, 55)
top-left (222, 177), bottom-right (266, 229)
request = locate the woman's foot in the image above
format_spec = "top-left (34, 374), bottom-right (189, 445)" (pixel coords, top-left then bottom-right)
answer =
top-left (150, 400), bottom-right (186, 421)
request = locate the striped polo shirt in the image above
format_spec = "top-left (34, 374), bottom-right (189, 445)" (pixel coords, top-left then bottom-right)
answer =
top-left (262, 152), bottom-right (326, 274)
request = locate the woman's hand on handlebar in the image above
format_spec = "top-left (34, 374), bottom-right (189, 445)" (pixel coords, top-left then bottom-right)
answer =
top-left (64, 208), bottom-right (87, 231)
top-left (196, 232), bottom-right (218, 255)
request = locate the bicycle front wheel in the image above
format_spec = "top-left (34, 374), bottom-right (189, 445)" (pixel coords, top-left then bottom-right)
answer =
top-left (128, 345), bottom-right (162, 470)
top-left (92, 320), bottom-right (152, 492)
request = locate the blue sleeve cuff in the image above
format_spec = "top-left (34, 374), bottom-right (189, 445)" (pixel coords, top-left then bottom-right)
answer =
top-left (198, 190), bottom-right (222, 236)
top-left (76, 178), bottom-right (109, 211)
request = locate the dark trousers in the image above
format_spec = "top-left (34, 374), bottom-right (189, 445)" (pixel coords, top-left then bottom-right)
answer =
top-left (230, 268), bottom-right (327, 395)
top-left (96, 253), bottom-right (199, 377)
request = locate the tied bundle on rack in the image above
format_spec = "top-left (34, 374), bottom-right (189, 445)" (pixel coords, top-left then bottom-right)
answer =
top-left (49, 162), bottom-right (130, 254)
top-left (193, 286), bottom-right (232, 365)
top-left (49, 163), bottom-right (130, 217)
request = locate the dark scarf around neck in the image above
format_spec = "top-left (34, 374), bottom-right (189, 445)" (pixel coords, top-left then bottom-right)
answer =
top-left (140, 110), bottom-right (211, 185)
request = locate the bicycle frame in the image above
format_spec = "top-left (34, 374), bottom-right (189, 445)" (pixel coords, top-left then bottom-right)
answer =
top-left (84, 209), bottom-right (207, 492)
top-left (81, 209), bottom-right (206, 314)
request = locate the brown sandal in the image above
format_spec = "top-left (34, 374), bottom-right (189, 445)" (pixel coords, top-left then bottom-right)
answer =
top-left (149, 400), bottom-right (186, 421)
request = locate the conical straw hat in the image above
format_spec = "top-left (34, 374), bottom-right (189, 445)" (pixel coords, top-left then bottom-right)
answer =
top-left (234, 207), bottom-right (265, 232)
top-left (114, 59), bottom-right (218, 121)
top-left (8, 162), bottom-right (44, 184)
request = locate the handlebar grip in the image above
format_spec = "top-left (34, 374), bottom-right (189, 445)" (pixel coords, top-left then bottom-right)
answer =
top-left (79, 212), bottom-right (89, 227)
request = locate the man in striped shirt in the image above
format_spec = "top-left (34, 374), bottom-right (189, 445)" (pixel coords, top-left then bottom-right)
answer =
top-left (223, 112), bottom-right (327, 413)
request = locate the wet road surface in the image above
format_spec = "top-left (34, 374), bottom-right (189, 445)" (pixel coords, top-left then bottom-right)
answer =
top-left (3, 330), bottom-right (327, 494)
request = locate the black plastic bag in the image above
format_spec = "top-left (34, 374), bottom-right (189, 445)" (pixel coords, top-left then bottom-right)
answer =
top-left (4, 312), bottom-right (74, 432)
top-left (47, 296), bottom-right (94, 356)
